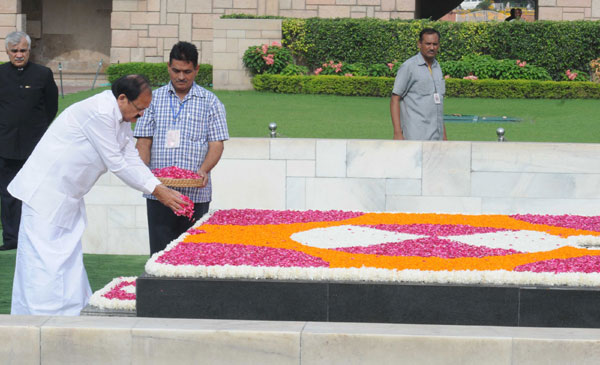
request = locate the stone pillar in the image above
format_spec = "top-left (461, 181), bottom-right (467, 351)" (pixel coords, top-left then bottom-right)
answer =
top-left (212, 18), bottom-right (282, 90)
top-left (0, 0), bottom-right (23, 62)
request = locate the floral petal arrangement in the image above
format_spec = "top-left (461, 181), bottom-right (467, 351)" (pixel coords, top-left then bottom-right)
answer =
top-left (145, 209), bottom-right (600, 287)
top-left (152, 166), bottom-right (197, 219)
top-left (88, 276), bottom-right (137, 311)
top-left (153, 166), bottom-right (204, 188)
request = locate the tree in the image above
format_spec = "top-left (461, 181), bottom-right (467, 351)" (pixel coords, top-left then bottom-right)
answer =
top-left (476, 0), bottom-right (493, 10)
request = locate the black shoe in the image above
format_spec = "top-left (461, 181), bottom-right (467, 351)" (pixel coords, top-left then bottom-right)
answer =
top-left (0, 245), bottom-right (16, 251)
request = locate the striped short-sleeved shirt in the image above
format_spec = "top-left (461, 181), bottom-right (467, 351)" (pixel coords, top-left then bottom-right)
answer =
top-left (134, 82), bottom-right (229, 202)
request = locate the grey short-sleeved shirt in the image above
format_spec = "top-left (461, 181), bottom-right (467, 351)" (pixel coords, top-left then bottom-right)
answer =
top-left (392, 53), bottom-right (446, 140)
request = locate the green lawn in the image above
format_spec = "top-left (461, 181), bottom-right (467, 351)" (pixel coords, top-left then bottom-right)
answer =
top-left (2, 88), bottom-right (597, 314)
top-left (0, 250), bottom-right (148, 314)
top-left (218, 91), bottom-right (600, 143)
top-left (59, 88), bottom-right (600, 143)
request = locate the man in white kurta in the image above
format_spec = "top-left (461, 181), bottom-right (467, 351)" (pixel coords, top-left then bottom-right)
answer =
top-left (8, 75), bottom-right (186, 315)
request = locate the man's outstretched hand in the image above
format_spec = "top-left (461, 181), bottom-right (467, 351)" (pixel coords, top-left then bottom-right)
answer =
top-left (152, 184), bottom-right (188, 213)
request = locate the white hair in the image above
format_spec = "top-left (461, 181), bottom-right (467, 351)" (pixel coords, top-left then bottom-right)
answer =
top-left (5, 31), bottom-right (31, 49)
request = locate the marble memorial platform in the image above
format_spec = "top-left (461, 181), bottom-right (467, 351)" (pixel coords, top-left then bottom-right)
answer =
top-left (83, 139), bottom-right (600, 255)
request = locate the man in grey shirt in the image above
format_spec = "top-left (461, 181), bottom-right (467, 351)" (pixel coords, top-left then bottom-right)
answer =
top-left (390, 28), bottom-right (447, 141)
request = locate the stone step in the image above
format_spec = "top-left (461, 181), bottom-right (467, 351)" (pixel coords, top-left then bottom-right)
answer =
top-left (5, 314), bottom-right (600, 364)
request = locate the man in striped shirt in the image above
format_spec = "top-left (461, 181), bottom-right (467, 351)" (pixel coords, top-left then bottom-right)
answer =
top-left (135, 42), bottom-right (229, 255)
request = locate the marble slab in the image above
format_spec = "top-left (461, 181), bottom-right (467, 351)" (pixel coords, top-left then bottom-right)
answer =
top-left (286, 177), bottom-right (306, 210)
top-left (301, 322), bottom-right (512, 365)
top-left (286, 160), bottom-right (315, 177)
top-left (385, 178), bottom-right (422, 196)
top-left (41, 316), bottom-right (139, 364)
top-left (270, 138), bottom-right (316, 160)
top-left (422, 141), bottom-right (471, 196)
top-left (386, 196), bottom-right (482, 214)
top-left (472, 172), bottom-right (600, 199)
top-left (316, 139), bottom-right (346, 177)
top-left (131, 318), bottom-right (302, 365)
top-left (305, 177), bottom-right (386, 211)
top-left (346, 140), bottom-right (421, 179)
top-left (481, 197), bottom-right (600, 215)
top-left (472, 142), bottom-right (600, 173)
top-left (222, 138), bottom-right (270, 159)
top-left (0, 315), bottom-right (48, 364)
top-left (212, 159), bottom-right (286, 209)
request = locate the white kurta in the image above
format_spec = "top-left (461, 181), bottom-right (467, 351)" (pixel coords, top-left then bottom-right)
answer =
top-left (8, 90), bottom-right (160, 315)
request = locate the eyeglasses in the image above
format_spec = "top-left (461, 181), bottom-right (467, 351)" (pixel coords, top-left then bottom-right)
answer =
top-left (129, 99), bottom-right (146, 112)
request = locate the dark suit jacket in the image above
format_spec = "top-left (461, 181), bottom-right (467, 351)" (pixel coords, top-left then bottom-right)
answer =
top-left (0, 61), bottom-right (58, 159)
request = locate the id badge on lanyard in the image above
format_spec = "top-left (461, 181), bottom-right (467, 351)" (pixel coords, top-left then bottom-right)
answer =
top-left (429, 65), bottom-right (441, 104)
top-left (166, 130), bottom-right (180, 148)
top-left (166, 95), bottom-right (187, 149)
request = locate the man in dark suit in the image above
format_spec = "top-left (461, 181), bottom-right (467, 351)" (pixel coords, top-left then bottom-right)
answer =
top-left (0, 31), bottom-right (58, 250)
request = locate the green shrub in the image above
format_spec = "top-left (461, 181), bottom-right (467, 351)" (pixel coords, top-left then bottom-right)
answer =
top-left (253, 74), bottom-right (600, 99)
top-left (441, 55), bottom-right (552, 80)
top-left (280, 64), bottom-right (309, 76)
top-left (105, 62), bottom-right (213, 86)
top-left (341, 62), bottom-right (368, 76)
top-left (242, 43), bottom-right (293, 75)
top-left (196, 64), bottom-right (213, 86)
top-left (447, 79), bottom-right (600, 98)
top-left (282, 18), bottom-right (309, 64)
top-left (282, 18), bottom-right (600, 80)
top-left (367, 63), bottom-right (394, 77)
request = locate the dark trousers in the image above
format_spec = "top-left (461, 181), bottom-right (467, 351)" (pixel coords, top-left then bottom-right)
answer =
top-left (0, 157), bottom-right (25, 248)
top-left (146, 198), bottom-right (210, 256)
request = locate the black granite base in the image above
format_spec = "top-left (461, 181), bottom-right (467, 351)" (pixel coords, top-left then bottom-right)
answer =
top-left (136, 274), bottom-right (600, 328)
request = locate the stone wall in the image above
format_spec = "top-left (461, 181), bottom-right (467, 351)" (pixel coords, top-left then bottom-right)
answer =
top-left (212, 19), bottom-right (282, 90)
top-left (83, 138), bottom-right (600, 255)
top-left (539, 0), bottom-right (600, 20)
top-left (0, 0), bottom-right (25, 62)
top-left (109, 0), bottom-right (415, 67)
top-left (1, 0), bottom-right (111, 79)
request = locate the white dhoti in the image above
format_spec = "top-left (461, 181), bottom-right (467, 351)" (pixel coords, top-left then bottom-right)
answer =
top-left (11, 203), bottom-right (92, 315)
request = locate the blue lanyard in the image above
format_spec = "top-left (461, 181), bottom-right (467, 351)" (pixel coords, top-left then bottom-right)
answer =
top-left (169, 94), bottom-right (188, 125)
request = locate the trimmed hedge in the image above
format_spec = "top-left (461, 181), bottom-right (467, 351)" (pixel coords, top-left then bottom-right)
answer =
top-left (252, 74), bottom-right (600, 99)
top-left (105, 62), bottom-right (212, 86)
top-left (282, 18), bottom-right (600, 80)
top-left (252, 75), bottom-right (393, 97)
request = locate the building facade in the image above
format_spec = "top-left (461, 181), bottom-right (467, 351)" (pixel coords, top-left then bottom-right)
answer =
top-left (2, 1), bottom-right (600, 73)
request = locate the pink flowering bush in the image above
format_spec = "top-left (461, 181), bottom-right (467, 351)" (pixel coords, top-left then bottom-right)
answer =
top-left (561, 68), bottom-right (589, 82)
top-left (317, 60), bottom-right (344, 75)
top-left (315, 61), bottom-right (370, 77)
top-left (243, 42), bottom-right (293, 75)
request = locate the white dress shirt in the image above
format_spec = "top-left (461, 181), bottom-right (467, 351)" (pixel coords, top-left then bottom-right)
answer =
top-left (8, 90), bottom-right (160, 229)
